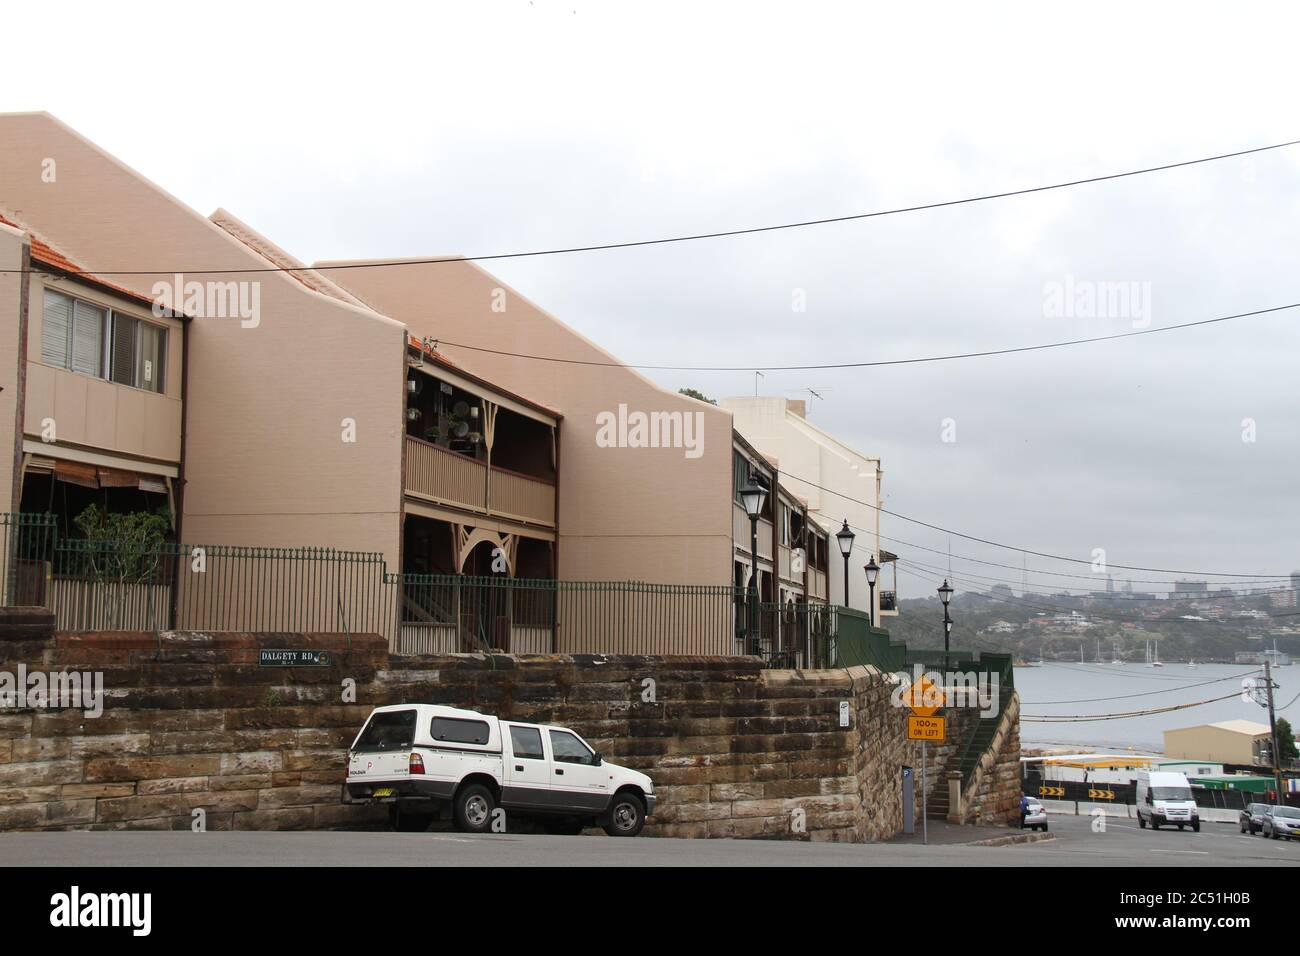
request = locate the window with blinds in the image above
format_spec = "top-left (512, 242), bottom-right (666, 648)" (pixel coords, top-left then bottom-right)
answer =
top-left (41, 290), bottom-right (71, 367)
top-left (42, 288), bottom-right (166, 393)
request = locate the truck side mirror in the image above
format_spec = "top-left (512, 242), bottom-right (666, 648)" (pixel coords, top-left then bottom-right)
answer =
top-left (591, 752), bottom-right (603, 766)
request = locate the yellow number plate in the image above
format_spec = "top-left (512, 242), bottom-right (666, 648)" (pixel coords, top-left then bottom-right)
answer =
top-left (372, 787), bottom-right (395, 798)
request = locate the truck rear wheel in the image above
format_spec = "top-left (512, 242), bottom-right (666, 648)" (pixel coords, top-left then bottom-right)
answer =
top-left (602, 792), bottom-right (646, 837)
top-left (453, 784), bottom-right (497, 834)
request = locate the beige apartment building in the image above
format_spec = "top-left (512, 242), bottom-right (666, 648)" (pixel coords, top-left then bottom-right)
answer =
top-left (723, 395), bottom-right (895, 621)
top-left (0, 113), bottom-right (882, 658)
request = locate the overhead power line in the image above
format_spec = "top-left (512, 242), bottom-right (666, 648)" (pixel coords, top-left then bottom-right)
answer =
top-left (8, 136), bottom-right (1298, 278)
top-left (895, 553), bottom-right (1293, 599)
top-left (1020, 669), bottom-right (1261, 705)
top-left (776, 467), bottom-right (1287, 579)
top-left (866, 528), bottom-right (1291, 588)
top-left (429, 300), bottom-right (1299, 371)
top-left (898, 562), bottom-right (1256, 630)
top-left (1022, 690), bottom-right (1248, 721)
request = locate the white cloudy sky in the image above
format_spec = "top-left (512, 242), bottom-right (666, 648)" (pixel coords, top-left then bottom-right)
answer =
top-left (5, 0), bottom-right (1300, 597)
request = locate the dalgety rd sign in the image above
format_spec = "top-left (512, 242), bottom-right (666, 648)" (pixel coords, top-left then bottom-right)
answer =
top-left (258, 649), bottom-right (332, 667)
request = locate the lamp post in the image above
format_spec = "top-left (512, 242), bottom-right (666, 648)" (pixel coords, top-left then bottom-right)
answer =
top-left (938, 579), bottom-right (953, 671)
top-left (864, 555), bottom-right (879, 628)
top-left (835, 520), bottom-right (855, 610)
top-left (740, 475), bottom-right (769, 656)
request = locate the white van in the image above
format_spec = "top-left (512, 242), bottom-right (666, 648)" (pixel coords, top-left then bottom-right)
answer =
top-left (1135, 770), bottom-right (1200, 832)
top-left (342, 704), bottom-right (656, 836)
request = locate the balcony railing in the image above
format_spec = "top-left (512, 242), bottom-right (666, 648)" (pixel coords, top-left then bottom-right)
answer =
top-left (404, 435), bottom-right (555, 528)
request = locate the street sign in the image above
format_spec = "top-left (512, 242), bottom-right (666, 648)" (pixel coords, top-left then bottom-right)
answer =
top-left (258, 649), bottom-right (332, 667)
top-left (1039, 785), bottom-right (1065, 798)
top-left (1088, 788), bottom-right (1116, 800)
top-left (901, 675), bottom-right (943, 717)
top-left (907, 715), bottom-right (946, 741)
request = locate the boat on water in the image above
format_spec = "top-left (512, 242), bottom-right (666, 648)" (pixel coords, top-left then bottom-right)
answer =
top-left (1145, 639), bottom-right (1164, 668)
top-left (1187, 659), bottom-right (1198, 670)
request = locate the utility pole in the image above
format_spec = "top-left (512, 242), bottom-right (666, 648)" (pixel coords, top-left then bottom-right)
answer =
top-left (1264, 659), bottom-right (1285, 802)
top-left (921, 740), bottom-right (928, 846)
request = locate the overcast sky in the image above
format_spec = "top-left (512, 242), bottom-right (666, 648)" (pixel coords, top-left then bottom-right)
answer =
top-left (5, 1), bottom-right (1299, 598)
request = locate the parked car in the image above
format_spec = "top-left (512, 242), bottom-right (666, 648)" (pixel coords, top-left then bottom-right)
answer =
top-left (1021, 799), bottom-right (1049, 832)
top-left (1262, 805), bottom-right (1300, 841)
top-left (1135, 770), bottom-right (1200, 832)
top-left (1239, 802), bottom-right (1269, 834)
top-left (342, 704), bottom-right (656, 836)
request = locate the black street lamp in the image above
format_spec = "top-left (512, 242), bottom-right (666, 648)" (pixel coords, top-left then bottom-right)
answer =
top-left (938, 579), bottom-right (954, 670)
top-left (835, 519), bottom-right (855, 610)
top-left (864, 555), bottom-right (879, 628)
top-left (740, 475), bottom-right (769, 656)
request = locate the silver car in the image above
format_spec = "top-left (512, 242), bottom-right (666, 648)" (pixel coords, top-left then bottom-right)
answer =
top-left (1021, 800), bottom-right (1049, 832)
top-left (1262, 805), bottom-right (1300, 841)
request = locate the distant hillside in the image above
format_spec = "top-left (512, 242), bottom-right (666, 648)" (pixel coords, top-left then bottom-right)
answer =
top-left (887, 590), bottom-right (1299, 663)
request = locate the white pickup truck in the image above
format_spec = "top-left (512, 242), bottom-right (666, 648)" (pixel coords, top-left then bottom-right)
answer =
top-left (342, 704), bottom-right (656, 836)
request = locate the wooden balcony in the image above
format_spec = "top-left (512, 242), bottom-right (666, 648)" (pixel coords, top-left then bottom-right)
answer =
top-left (404, 435), bottom-right (556, 528)
top-left (732, 504), bottom-right (775, 561)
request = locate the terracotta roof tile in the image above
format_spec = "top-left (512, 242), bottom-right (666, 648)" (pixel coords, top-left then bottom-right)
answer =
top-left (0, 212), bottom-right (160, 308)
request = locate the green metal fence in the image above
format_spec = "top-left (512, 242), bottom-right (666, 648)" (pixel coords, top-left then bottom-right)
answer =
top-left (748, 600), bottom-right (837, 668)
top-left (386, 574), bottom-right (742, 656)
top-left (0, 512), bottom-right (57, 607)
top-left (1, 511), bottom-right (900, 662)
top-left (49, 538), bottom-right (390, 634)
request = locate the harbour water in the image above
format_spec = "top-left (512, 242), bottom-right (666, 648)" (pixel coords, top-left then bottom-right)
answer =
top-left (1014, 661), bottom-right (1298, 753)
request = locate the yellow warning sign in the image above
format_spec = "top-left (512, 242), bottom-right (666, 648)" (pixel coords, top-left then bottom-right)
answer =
top-left (907, 715), bottom-right (946, 741)
top-left (901, 676), bottom-right (943, 717)
top-left (1088, 788), bottom-right (1116, 800)
top-left (1039, 785), bottom-right (1065, 798)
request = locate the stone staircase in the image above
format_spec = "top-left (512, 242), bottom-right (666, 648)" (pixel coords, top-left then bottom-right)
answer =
top-left (928, 687), bottom-right (1013, 819)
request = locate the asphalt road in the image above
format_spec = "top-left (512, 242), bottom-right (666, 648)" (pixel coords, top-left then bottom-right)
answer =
top-left (1, 815), bottom-right (1297, 866)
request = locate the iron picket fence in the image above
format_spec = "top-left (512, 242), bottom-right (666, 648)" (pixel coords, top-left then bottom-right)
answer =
top-left (384, 574), bottom-right (743, 656)
top-left (0, 512), bottom-right (57, 607)
top-left (49, 538), bottom-right (390, 635)
top-left (1, 511), bottom-right (888, 660)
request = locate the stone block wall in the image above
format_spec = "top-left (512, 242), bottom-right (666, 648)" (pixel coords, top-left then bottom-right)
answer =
top-left (960, 694), bottom-right (1022, 826)
top-left (0, 626), bottom-right (1017, 839)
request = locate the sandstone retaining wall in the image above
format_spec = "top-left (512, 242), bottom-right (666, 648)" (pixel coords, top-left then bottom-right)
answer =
top-left (0, 626), bottom-right (1017, 839)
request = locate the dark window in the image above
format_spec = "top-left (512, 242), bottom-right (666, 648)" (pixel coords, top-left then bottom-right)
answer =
top-left (431, 716), bottom-right (491, 746)
top-left (549, 729), bottom-right (594, 765)
top-left (732, 451), bottom-right (748, 506)
top-left (354, 710), bottom-right (416, 752)
top-left (509, 725), bottom-right (544, 759)
top-left (111, 313), bottom-right (167, 393)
